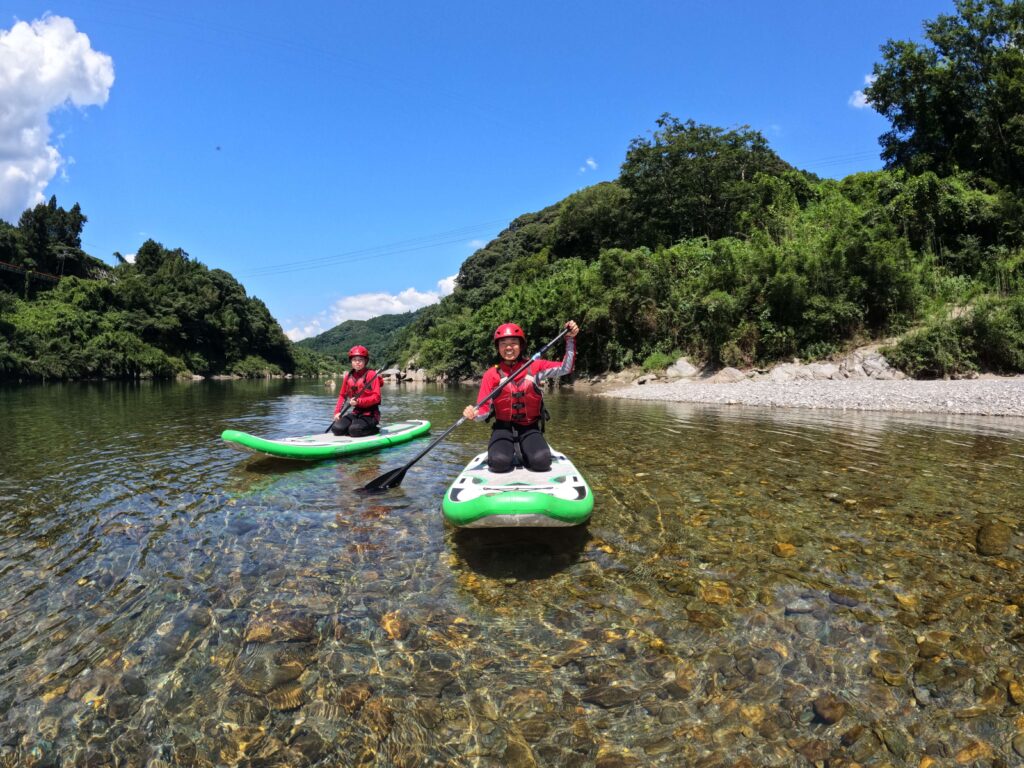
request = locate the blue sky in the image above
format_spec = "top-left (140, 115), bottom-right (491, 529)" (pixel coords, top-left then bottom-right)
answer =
top-left (2, 1), bottom-right (950, 340)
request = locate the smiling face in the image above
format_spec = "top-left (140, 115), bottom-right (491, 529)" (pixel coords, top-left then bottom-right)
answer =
top-left (496, 337), bottom-right (521, 362)
top-left (350, 356), bottom-right (367, 371)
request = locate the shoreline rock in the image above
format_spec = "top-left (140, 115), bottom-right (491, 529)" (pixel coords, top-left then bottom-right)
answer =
top-left (582, 349), bottom-right (1024, 417)
top-left (592, 374), bottom-right (1024, 417)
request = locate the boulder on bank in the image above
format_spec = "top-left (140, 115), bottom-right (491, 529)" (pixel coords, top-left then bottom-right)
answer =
top-left (402, 367), bottom-right (430, 383)
top-left (837, 349), bottom-right (905, 381)
top-left (751, 349), bottom-right (904, 383)
top-left (807, 362), bottom-right (840, 380)
top-left (665, 358), bottom-right (700, 379)
top-left (707, 367), bottom-right (747, 384)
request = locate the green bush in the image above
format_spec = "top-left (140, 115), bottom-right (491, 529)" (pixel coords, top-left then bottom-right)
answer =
top-left (230, 355), bottom-right (283, 378)
top-left (800, 341), bottom-right (841, 362)
top-left (641, 351), bottom-right (677, 372)
top-left (969, 295), bottom-right (1024, 373)
top-left (883, 320), bottom-right (977, 379)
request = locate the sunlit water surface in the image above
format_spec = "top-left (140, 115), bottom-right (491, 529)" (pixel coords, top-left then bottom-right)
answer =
top-left (1, 380), bottom-right (1023, 767)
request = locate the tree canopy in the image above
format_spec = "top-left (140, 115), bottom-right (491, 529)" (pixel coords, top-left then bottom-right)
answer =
top-left (0, 216), bottom-right (336, 381)
top-left (3, 1), bottom-right (1024, 382)
top-left (866, 0), bottom-right (1024, 189)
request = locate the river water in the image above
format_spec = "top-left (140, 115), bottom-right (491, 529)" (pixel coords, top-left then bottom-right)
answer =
top-left (1, 380), bottom-right (1023, 766)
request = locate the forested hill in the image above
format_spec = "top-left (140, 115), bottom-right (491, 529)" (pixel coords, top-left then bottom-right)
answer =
top-left (390, 0), bottom-right (1024, 380)
top-left (2, 0), bottom-right (1021, 383)
top-left (294, 310), bottom-right (422, 368)
top-left (0, 210), bottom-right (337, 381)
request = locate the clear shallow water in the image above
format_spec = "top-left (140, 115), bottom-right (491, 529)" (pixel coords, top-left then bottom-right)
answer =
top-left (1, 380), bottom-right (1023, 766)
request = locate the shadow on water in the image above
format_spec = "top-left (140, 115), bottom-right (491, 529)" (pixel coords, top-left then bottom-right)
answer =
top-left (451, 524), bottom-right (590, 580)
top-left (239, 455), bottom-right (325, 475)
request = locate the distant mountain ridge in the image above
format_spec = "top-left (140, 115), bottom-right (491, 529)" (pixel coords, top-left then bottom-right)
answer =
top-left (294, 309), bottom-right (422, 367)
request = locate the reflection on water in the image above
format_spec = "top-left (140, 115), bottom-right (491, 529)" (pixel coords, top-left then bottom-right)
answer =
top-left (1, 381), bottom-right (1023, 766)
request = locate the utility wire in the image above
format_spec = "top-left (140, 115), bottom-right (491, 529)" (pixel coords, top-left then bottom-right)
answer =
top-left (240, 219), bottom-right (507, 278)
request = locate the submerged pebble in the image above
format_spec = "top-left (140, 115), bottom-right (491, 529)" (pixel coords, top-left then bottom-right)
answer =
top-left (3, 384), bottom-right (1024, 766)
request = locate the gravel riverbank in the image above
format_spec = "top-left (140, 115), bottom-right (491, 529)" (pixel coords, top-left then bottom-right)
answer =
top-left (599, 376), bottom-right (1024, 417)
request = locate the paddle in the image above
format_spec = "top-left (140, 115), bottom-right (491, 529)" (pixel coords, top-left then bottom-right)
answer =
top-left (360, 326), bottom-right (571, 492)
top-left (325, 364), bottom-right (388, 433)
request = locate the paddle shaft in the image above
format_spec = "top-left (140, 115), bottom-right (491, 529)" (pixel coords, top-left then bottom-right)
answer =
top-left (325, 365), bottom-right (387, 433)
top-left (361, 328), bottom-right (570, 490)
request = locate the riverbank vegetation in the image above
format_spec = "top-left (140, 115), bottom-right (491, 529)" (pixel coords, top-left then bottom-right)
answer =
top-left (395, 0), bottom-right (1024, 380)
top-left (2, 0), bottom-right (1021, 382)
top-left (294, 312), bottom-right (418, 372)
top-left (0, 213), bottom-right (337, 381)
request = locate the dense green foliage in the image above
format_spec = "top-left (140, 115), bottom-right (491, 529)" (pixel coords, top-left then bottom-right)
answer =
top-left (294, 311), bottom-right (422, 369)
top-left (398, 159), bottom-right (1022, 379)
top-left (390, 0), bottom-right (1024, 380)
top-left (0, 224), bottom-right (320, 381)
top-left (883, 294), bottom-right (1024, 378)
top-left (865, 0), bottom-right (1024, 190)
top-left (620, 117), bottom-right (795, 245)
top-left (3, 1), bottom-right (1022, 382)
top-left (0, 196), bottom-right (109, 289)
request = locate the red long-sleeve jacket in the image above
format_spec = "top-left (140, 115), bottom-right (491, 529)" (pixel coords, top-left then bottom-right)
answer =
top-left (474, 338), bottom-right (576, 425)
top-left (333, 369), bottom-right (381, 422)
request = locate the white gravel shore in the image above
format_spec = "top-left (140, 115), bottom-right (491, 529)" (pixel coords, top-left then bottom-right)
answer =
top-left (600, 376), bottom-right (1024, 417)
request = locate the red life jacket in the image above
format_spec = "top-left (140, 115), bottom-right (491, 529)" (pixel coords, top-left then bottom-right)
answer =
top-left (489, 361), bottom-right (546, 425)
top-left (340, 369), bottom-right (381, 421)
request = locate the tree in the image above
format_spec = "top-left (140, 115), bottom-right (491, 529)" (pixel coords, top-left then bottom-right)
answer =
top-left (551, 182), bottom-right (633, 260)
top-left (15, 197), bottom-right (89, 276)
top-left (619, 115), bottom-right (792, 245)
top-left (865, 0), bottom-right (1024, 189)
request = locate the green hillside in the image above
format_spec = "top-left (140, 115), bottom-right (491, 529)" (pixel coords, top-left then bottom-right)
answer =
top-left (392, 1), bottom-right (1024, 380)
top-left (0, 211), bottom-right (337, 381)
top-left (2, 0), bottom-right (1021, 383)
top-left (294, 310), bottom-right (422, 368)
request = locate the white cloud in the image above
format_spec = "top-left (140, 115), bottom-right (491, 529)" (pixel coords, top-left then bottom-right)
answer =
top-left (578, 157), bottom-right (598, 173)
top-left (0, 15), bottom-right (114, 222)
top-left (330, 286), bottom-right (438, 322)
top-left (286, 317), bottom-right (326, 342)
top-left (285, 275), bottom-right (458, 341)
top-left (436, 273), bottom-right (456, 296)
top-left (467, 238), bottom-right (485, 249)
top-left (849, 74), bottom-right (876, 109)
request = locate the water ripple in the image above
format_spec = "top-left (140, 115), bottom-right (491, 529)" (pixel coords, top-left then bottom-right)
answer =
top-left (1, 381), bottom-right (1023, 765)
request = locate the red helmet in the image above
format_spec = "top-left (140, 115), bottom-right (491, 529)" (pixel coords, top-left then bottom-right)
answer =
top-left (348, 345), bottom-right (369, 360)
top-left (493, 323), bottom-right (526, 346)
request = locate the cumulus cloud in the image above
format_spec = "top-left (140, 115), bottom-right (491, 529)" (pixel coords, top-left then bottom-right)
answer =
top-left (285, 318), bottom-right (326, 342)
top-left (436, 273), bottom-right (456, 295)
top-left (849, 74), bottom-right (876, 109)
top-left (285, 275), bottom-right (458, 341)
top-left (0, 15), bottom-right (114, 222)
top-left (578, 157), bottom-right (598, 173)
top-left (467, 238), bottom-right (485, 249)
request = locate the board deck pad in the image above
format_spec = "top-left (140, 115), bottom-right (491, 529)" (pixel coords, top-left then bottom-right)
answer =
top-left (442, 450), bottom-right (593, 528)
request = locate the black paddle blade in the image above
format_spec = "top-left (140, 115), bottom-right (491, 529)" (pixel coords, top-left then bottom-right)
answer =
top-left (360, 466), bottom-right (408, 492)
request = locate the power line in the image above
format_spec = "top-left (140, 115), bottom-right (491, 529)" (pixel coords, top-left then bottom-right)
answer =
top-left (240, 219), bottom-right (508, 278)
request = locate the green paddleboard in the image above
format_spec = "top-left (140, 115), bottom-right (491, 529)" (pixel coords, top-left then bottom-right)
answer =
top-left (442, 450), bottom-right (593, 528)
top-left (221, 419), bottom-right (431, 461)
